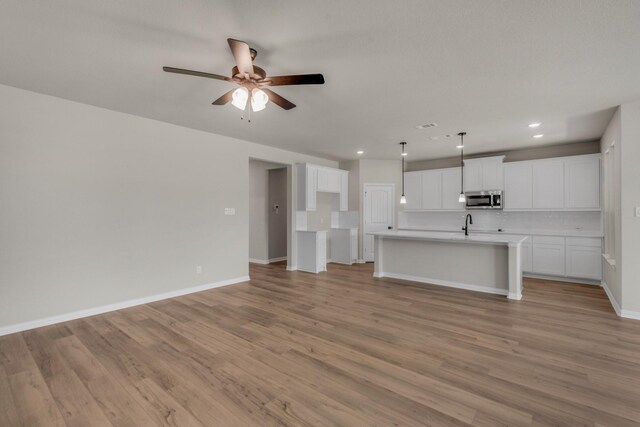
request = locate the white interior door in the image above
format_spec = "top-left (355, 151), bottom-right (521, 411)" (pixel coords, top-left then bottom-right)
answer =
top-left (363, 184), bottom-right (394, 262)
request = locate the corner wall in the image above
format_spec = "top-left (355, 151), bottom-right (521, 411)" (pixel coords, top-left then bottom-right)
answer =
top-left (0, 84), bottom-right (337, 332)
top-left (600, 100), bottom-right (640, 317)
top-left (600, 108), bottom-right (622, 309)
top-left (620, 101), bottom-right (640, 314)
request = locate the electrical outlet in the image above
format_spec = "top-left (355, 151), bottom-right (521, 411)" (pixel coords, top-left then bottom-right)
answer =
top-left (196, 265), bottom-right (202, 274)
top-left (636, 206), bottom-right (640, 217)
top-left (224, 208), bottom-right (235, 216)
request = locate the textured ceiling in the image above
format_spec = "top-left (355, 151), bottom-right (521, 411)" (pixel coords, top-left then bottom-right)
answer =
top-left (2, 0), bottom-right (639, 161)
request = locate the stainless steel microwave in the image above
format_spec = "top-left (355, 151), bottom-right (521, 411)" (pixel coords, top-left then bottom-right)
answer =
top-left (465, 190), bottom-right (503, 209)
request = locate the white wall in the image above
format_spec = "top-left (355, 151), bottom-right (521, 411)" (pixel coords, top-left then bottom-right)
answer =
top-left (0, 84), bottom-right (336, 331)
top-left (249, 160), bottom-right (285, 263)
top-left (407, 141), bottom-right (601, 172)
top-left (620, 101), bottom-right (640, 313)
top-left (600, 100), bottom-right (640, 316)
top-left (600, 108), bottom-right (622, 307)
top-left (268, 167), bottom-right (287, 260)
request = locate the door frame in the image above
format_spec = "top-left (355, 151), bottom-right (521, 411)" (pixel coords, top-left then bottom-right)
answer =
top-left (363, 183), bottom-right (395, 262)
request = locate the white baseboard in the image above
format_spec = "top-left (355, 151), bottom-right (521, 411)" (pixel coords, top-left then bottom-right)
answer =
top-left (523, 273), bottom-right (601, 286)
top-left (249, 257), bottom-right (287, 265)
top-left (286, 265), bottom-right (297, 271)
top-left (601, 280), bottom-right (621, 316)
top-left (0, 275), bottom-right (250, 337)
top-left (621, 309), bottom-right (640, 320)
top-left (374, 272), bottom-right (509, 297)
top-left (357, 259), bottom-right (366, 264)
top-left (508, 292), bottom-right (523, 300)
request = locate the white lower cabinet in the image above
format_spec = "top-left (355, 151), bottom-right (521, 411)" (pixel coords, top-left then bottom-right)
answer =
top-left (521, 237), bottom-right (532, 272)
top-left (521, 235), bottom-right (602, 281)
top-left (297, 230), bottom-right (327, 273)
top-left (329, 228), bottom-right (358, 265)
top-left (532, 242), bottom-right (566, 276)
top-left (565, 238), bottom-right (602, 280)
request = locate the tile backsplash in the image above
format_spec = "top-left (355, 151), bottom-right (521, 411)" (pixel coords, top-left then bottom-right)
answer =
top-left (399, 210), bottom-right (602, 233)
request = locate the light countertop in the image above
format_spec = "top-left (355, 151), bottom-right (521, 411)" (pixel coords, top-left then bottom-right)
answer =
top-left (369, 230), bottom-right (527, 246)
top-left (399, 226), bottom-right (603, 238)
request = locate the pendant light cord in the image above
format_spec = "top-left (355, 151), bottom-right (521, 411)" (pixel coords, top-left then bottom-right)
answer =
top-left (400, 142), bottom-right (406, 196)
top-left (459, 132), bottom-right (465, 194)
top-left (402, 153), bottom-right (405, 195)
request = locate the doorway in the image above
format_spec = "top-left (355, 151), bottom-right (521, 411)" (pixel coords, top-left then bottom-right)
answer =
top-left (363, 183), bottom-right (395, 262)
top-left (249, 159), bottom-right (288, 265)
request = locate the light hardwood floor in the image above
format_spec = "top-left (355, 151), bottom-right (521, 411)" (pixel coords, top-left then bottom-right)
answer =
top-left (1, 262), bottom-right (640, 426)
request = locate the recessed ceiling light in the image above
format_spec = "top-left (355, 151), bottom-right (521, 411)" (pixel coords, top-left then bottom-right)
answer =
top-left (356, 150), bottom-right (364, 155)
top-left (528, 122), bottom-right (541, 128)
top-left (533, 134), bottom-right (544, 138)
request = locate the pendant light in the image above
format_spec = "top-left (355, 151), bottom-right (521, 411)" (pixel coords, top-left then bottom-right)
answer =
top-left (458, 132), bottom-right (466, 203)
top-left (400, 142), bottom-right (407, 204)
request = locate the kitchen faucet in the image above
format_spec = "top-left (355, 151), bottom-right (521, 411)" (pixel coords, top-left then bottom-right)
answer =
top-left (462, 214), bottom-right (473, 236)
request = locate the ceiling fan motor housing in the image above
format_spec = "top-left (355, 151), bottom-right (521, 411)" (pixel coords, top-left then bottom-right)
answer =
top-left (232, 65), bottom-right (266, 81)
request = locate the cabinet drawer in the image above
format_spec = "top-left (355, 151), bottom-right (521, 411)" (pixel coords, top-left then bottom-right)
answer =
top-left (566, 237), bottom-right (602, 248)
top-left (532, 236), bottom-right (565, 245)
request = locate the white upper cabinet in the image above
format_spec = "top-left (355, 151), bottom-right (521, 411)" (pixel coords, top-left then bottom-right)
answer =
top-left (403, 168), bottom-right (464, 211)
top-left (403, 171), bottom-right (423, 211)
top-left (504, 154), bottom-right (599, 211)
top-left (463, 161), bottom-right (483, 192)
top-left (504, 162), bottom-right (533, 209)
top-left (339, 170), bottom-right (348, 211)
top-left (463, 156), bottom-right (505, 192)
top-left (564, 155), bottom-right (600, 209)
top-left (297, 164), bottom-right (348, 211)
top-left (421, 170), bottom-right (443, 210)
top-left (305, 165), bottom-right (318, 211)
top-left (441, 167), bottom-right (464, 211)
top-left (532, 159), bottom-right (565, 209)
top-left (316, 167), bottom-right (341, 193)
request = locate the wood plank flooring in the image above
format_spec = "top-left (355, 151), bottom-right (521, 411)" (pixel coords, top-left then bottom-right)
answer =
top-left (1, 261), bottom-right (640, 426)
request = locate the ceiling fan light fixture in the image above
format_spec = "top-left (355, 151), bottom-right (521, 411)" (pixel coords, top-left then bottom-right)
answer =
top-left (251, 88), bottom-right (269, 112)
top-left (231, 87), bottom-right (249, 110)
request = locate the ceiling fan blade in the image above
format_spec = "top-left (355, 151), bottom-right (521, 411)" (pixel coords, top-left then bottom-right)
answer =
top-left (264, 74), bottom-right (325, 86)
top-left (212, 89), bottom-right (235, 105)
top-left (262, 88), bottom-right (296, 110)
top-left (163, 66), bottom-right (231, 82)
top-left (227, 38), bottom-right (254, 76)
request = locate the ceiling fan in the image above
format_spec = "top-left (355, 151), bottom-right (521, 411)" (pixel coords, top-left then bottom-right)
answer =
top-left (163, 38), bottom-right (325, 112)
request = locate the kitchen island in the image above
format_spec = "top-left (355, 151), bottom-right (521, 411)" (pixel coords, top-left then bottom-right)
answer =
top-left (370, 230), bottom-right (527, 300)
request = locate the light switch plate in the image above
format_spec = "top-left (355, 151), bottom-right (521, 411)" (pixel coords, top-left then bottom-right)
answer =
top-left (224, 208), bottom-right (236, 216)
top-left (636, 206), bottom-right (640, 217)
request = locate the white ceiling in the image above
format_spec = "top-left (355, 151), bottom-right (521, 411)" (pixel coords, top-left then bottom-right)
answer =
top-left (2, 1), bottom-right (639, 161)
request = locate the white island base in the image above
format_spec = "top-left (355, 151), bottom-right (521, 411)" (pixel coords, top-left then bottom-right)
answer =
top-left (371, 231), bottom-right (525, 300)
